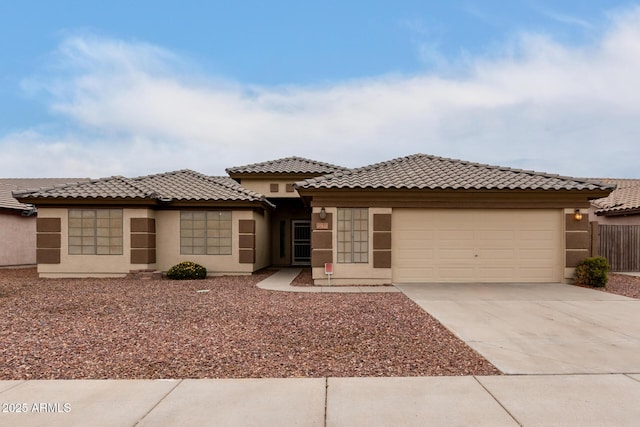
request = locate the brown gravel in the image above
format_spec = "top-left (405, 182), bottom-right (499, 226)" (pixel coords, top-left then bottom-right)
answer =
top-left (0, 268), bottom-right (500, 380)
top-left (576, 273), bottom-right (640, 299)
top-left (290, 267), bottom-right (314, 287)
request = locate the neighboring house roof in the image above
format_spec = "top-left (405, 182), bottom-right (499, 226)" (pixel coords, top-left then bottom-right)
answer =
top-left (0, 178), bottom-right (89, 212)
top-left (226, 156), bottom-right (348, 175)
top-left (296, 153), bottom-right (615, 191)
top-left (12, 170), bottom-right (274, 208)
top-left (590, 179), bottom-right (640, 216)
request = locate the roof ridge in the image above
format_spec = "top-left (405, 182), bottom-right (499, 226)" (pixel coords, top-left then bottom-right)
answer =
top-left (297, 153), bottom-right (615, 192)
top-left (413, 153), bottom-right (608, 185)
top-left (225, 156), bottom-right (348, 174)
top-left (133, 169), bottom-right (275, 207)
top-left (321, 153), bottom-right (614, 187)
top-left (197, 172), bottom-right (275, 208)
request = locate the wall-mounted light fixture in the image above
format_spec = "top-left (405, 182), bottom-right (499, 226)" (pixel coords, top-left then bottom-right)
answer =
top-left (573, 208), bottom-right (583, 221)
top-left (319, 207), bottom-right (327, 220)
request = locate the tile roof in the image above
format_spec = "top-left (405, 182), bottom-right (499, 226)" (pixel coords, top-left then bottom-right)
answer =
top-left (590, 179), bottom-right (640, 216)
top-left (12, 170), bottom-right (274, 207)
top-left (296, 154), bottom-right (615, 191)
top-left (226, 156), bottom-right (349, 175)
top-left (0, 178), bottom-right (89, 211)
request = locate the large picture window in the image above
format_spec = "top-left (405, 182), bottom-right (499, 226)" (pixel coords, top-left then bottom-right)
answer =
top-left (68, 209), bottom-right (123, 255)
top-left (337, 208), bottom-right (369, 263)
top-left (180, 211), bottom-right (232, 255)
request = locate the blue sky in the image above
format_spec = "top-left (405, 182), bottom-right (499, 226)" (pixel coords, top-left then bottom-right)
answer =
top-left (1, 1), bottom-right (639, 177)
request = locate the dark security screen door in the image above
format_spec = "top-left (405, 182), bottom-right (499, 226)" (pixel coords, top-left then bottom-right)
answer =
top-left (292, 220), bottom-right (311, 265)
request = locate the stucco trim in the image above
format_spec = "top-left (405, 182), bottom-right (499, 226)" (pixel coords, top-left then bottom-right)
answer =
top-left (37, 248), bottom-right (60, 264)
top-left (239, 220), bottom-right (255, 234)
top-left (373, 214), bottom-right (392, 231)
top-left (311, 249), bottom-right (332, 267)
top-left (373, 251), bottom-right (392, 268)
top-left (131, 249), bottom-right (156, 264)
top-left (238, 219), bottom-right (256, 264)
top-left (37, 217), bottom-right (61, 232)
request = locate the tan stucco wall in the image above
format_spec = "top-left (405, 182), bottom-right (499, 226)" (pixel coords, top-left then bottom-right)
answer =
top-left (236, 178), bottom-right (301, 198)
top-left (37, 208), bottom-right (148, 278)
top-left (156, 210), bottom-right (269, 275)
top-left (312, 207), bottom-right (393, 285)
top-left (36, 207), bottom-right (271, 278)
top-left (0, 212), bottom-right (36, 266)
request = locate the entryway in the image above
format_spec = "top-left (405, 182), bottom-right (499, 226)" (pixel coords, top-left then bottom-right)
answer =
top-left (292, 220), bottom-right (311, 265)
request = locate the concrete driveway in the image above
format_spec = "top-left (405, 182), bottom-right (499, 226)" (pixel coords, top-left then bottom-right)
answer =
top-left (395, 282), bottom-right (640, 375)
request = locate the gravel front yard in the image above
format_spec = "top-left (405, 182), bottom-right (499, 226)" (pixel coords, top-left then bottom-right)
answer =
top-left (0, 268), bottom-right (499, 380)
top-left (591, 273), bottom-right (640, 299)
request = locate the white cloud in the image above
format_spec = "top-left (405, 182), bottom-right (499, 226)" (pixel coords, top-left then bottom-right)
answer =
top-left (3, 7), bottom-right (640, 178)
top-left (538, 9), bottom-right (594, 29)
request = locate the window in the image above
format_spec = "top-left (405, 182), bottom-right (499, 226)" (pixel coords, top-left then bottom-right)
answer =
top-left (69, 209), bottom-right (123, 255)
top-left (181, 211), bottom-right (232, 255)
top-left (337, 208), bottom-right (369, 263)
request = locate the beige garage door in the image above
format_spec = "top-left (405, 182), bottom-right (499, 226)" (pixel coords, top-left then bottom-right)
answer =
top-left (392, 209), bottom-right (562, 283)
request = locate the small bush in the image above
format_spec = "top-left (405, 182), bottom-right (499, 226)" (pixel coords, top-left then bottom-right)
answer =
top-left (166, 261), bottom-right (207, 280)
top-left (574, 256), bottom-right (611, 287)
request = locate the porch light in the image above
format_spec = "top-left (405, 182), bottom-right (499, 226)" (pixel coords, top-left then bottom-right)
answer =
top-left (573, 209), bottom-right (583, 221)
top-left (319, 207), bottom-right (327, 220)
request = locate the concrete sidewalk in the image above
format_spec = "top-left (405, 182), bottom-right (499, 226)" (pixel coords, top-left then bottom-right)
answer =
top-left (2, 375), bottom-right (640, 426)
top-left (257, 268), bottom-right (399, 293)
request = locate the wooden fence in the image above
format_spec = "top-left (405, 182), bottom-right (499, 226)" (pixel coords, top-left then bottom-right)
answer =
top-left (599, 225), bottom-right (640, 271)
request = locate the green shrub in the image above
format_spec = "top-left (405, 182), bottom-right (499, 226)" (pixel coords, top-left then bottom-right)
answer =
top-left (573, 256), bottom-right (611, 287)
top-left (166, 261), bottom-right (207, 280)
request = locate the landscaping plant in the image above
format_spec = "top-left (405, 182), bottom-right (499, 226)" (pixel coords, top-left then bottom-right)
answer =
top-left (573, 256), bottom-right (611, 287)
top-left (166, 261), bottom-right (207, 280)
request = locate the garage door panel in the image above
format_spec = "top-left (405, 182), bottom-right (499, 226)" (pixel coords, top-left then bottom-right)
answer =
top-left (392, 209), bottom-right (562, 283)
top-left (398, 248), bottom-right (435, 260)
top-left (478, 267), bottom-right (516, 280)
top-left (401, 267), bottom-right (436, 281)
top-left (479, 249), bottom-right (515, 259)
top-left (477, 230), bottom-right (514, 240)
top-left (439, 249), bottom-right (475, 259)
top-left (395, 235), bottom-right (436, 249)
top-left (439, 267), bottom-right (475, 280)
top-left (521, 230), bottom-right (554, 240)
top-left (438, 230), bottom-right (474, 240)
top-left (520, 249), bottom-right (555, 260)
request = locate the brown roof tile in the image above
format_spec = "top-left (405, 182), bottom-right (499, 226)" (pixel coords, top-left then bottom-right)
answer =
top-left (296, 154), bottom-right (615, 191)
top-left (591, 179), bottom-right (640, 216)
top-left (226, 156), bottom-right (348, 175)
top-left (0, 178), bottom-right (89, 211)
top-left (12, 170), bottom-right (274, 207)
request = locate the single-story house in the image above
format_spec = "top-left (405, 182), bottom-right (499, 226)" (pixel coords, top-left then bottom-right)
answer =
top-left (13, 154), bottom-right (614, 284)
top-left (0, 178), bottom-right (88, 267)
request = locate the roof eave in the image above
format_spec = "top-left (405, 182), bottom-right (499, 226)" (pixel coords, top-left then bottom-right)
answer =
top-left (13, 196), bottom-right (156, 206)
top-left (15, 196), bottom-right (276, 211)
top-left (596, 207), bottom-right (640, 217)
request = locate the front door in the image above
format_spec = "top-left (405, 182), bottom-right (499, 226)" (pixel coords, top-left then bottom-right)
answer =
top-left (292, 220), bottom-right (311, 265)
